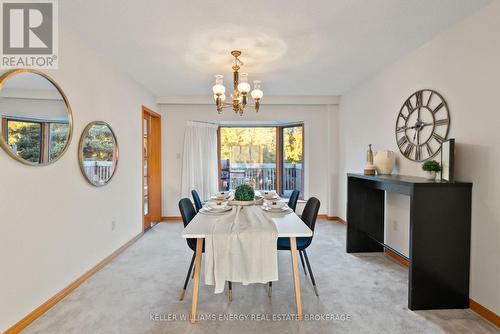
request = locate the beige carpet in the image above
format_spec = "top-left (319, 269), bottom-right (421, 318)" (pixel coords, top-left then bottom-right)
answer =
top-left (24, 220), bottom-right (497, 334)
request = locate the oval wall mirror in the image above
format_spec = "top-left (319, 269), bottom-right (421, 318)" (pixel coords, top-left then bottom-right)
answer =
top-left (0, 69), bottom-right (73, 165)
top-left (79, 121), bottom-right (119, 186)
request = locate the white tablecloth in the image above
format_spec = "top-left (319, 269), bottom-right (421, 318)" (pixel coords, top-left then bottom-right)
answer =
top-left (204, 205), bottom-right (279, 293)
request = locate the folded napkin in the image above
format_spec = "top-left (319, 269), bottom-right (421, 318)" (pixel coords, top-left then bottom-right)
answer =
top-left (204, 205), bottom-right (279, 293)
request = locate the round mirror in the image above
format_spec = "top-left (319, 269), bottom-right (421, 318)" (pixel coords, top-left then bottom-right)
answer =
top-left (0, 69), bottom-right (72, 165)
top-left (79, 121), bottom-right (118, 186)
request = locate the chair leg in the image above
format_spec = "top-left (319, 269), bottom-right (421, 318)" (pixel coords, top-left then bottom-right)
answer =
top-left (228, 281), bottom-right (233, 302)
top-left (299, 250), bottom-right (307, 276)
top-left (268, 282), bottom-right (272, 298)
top-left (302, 249), bottom-right (319, 296)
top-left (180, 252), bottom-right (196, 301)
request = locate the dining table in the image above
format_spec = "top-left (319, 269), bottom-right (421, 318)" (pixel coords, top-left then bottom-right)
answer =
top-left (182, 197), bottom-right (313, 323)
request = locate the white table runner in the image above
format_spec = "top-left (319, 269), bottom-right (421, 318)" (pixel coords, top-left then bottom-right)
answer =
top-left (204, 205), bottom-right (279, 293)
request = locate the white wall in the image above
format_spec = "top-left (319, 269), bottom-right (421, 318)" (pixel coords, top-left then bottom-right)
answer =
top-left (0, 28), bottom-right (157, 331)
top-left (160, 103), bottom-right (338, 217)
top-left (336, 0), bottom-right (500, 314)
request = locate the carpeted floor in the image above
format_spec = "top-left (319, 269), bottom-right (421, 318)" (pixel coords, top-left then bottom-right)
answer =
top-left (24, 220), bottom-right (497, 334)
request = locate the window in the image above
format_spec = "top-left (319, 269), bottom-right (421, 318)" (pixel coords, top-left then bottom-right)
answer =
top-left (7, 120), bottom-right (42, 163)
top-left (3, 117), bottom-right (69, 163)
top-left (280, 125), bottom-right (303, 197)
top-left (49, 122), bottom-right (70, 161)
top-left (218, 124), bottom-right (304, 197)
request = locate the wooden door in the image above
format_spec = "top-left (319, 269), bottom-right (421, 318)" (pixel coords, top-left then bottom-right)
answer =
top-left (142, 106), bottom-right (162, 231)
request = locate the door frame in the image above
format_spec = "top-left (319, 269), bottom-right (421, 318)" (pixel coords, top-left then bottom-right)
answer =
top-left (142, 106), bottom-right (162, 231)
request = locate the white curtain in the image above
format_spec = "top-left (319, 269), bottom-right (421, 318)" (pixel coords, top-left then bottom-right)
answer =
top-left (181, 121), bottom-right (219, 201)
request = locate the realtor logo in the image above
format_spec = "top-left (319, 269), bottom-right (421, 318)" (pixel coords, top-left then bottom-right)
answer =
top-left (1, 0), bottom-right (58, 68)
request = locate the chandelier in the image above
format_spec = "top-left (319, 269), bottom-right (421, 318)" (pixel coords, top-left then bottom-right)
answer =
top-left (212, 50), bottom-right (263, 116)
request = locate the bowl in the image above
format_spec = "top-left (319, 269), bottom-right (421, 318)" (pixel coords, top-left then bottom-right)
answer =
top-left (214, 191), bottom-right (229, 199)
top-left (206, 200), bottom-right (229, 210)
top-left (262, 190), bottom-right (277, 199)
top-left (265, 199), bottom-right (286, 209)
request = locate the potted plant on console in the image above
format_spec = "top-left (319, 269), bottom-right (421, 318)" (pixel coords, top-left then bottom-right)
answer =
top-left (422, 160), bottom-right (441, 180)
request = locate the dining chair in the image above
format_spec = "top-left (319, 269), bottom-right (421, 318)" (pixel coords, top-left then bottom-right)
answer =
top-left (288, 190), bottom-right (300, 212)
top-left (270, 197), bottom-right (321, 297)
top-left (191, 189), bottom-right (203, 213)
top-left (178, 198), bottom-right (233, 301)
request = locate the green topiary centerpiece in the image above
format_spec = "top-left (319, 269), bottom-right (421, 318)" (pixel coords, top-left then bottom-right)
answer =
top-left (234, 184), bottom-right (255, 201)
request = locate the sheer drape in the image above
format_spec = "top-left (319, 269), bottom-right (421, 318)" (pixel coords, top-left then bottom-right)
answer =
top-left (181, 121), bottom-right (218, 201)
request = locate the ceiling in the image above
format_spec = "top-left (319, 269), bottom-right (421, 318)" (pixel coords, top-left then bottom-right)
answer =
top-left (60, 0), bottom-right (491, 97)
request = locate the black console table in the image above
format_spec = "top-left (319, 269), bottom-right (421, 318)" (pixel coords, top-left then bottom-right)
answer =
top-left (346, 173), bottom-right (472, 310)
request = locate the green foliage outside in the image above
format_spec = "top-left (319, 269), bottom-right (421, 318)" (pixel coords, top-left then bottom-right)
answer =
top-left (49, 123), bottom-right (70, 160)
top-left (283, 126), bottom-right (303, 164)
top-left (7, 120), bottom-right (69, 163)
top-left (82, 124), bottom-right (115, 161)
top-left (7, 121), bottom-right (41, 163)
top-left (220, 126), bottom-right (303, 165)
top-left (234, 184), bottom-right (255, 201)
top-left (220, 127), bottom-right (276, 163)
top-left (422, 160), bottom-right (441, 172)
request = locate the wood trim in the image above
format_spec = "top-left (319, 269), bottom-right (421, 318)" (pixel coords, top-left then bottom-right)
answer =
top-left (317, 215), bottom-right (347, 224)
top-left (160, 216), bottom-right (182, 221)
top-left (5, 232), bottom-right (144, 334)
top-left (470, 299), bottom-right (500, 328)
top-left (217, 127), bottom-right (221, 190)
top-left (142, 105), bottom-right (161, 118)
top-left (384, 248), bottom-right (410, 267)
top-left (142, 106), bottom-right (162, 231)
top-left (276, 126), bottom-right (281, 193)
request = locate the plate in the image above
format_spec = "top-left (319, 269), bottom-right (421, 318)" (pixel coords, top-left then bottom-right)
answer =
top-left (262, 194), bottom-right (280, 200)
top-left (229, 200), bottom-right (256, 206)
top-left (200, 206), bottom-right (232, 213)
top-left (261, 205), bottom-right (291, 212)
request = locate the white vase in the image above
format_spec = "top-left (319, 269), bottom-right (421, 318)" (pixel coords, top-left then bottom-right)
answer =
top-left (425, 171), bottom-right (437, 180)
top-left (373, 150), bottom-right (395, 175)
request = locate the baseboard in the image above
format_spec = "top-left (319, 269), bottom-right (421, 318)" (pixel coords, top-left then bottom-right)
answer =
top-left (470, 299), bottom-right (500, 328)
top-left (318, 215), bottom-right (347, 224)
top-left (4, 232), bottom-right (144, 334)
top-left (383, 247), bottom-right (409, 267)
top-left (160, 216), bottom-right (182, 221)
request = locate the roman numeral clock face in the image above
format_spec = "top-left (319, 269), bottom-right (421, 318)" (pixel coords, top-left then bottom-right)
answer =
top-left (395, 89), bottom-right (450, 162)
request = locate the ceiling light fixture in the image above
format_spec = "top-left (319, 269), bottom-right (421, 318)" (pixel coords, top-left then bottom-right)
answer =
top-left (212, 50), bottom-right (263, 116)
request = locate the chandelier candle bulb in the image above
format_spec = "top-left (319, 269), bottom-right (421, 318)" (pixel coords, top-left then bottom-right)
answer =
top-left (211, 50), bottom-right (263, 115)
top-left (237, 73), bottom-right (251, 93)
top-left (212, 74), bottom-right (225, 95)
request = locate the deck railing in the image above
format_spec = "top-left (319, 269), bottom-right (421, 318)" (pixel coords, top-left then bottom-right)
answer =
top-left (227, 163), bottom-right (302, 194)
top-left (82, 161), bottom-right (113, 185)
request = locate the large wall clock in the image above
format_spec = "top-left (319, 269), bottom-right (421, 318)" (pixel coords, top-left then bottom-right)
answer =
top-left (395, 89), bottom-right (450, 162)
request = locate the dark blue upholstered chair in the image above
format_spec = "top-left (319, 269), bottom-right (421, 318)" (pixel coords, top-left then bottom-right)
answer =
top-left (288, 190), bottom-right (300, 212)
top-left (191, 189), bottom-right (203, 213)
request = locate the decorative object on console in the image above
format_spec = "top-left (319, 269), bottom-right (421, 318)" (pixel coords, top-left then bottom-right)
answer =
top-left (212, 50), bottom-right (263, 116)
top-left (373, 150), bottom-right (395, 175)
top-left (395, 89), bottom-right (450, 162)
top-left (78, 121), bottom-right (119, 186)
top-left (0, 69), bottom-right (73, 166)
top-left (440, 138), bottom-right (455, 182)
top-left (364, 144), bottom-right (376, 176)
top-left (422, 159), bottom-right (441, 180)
